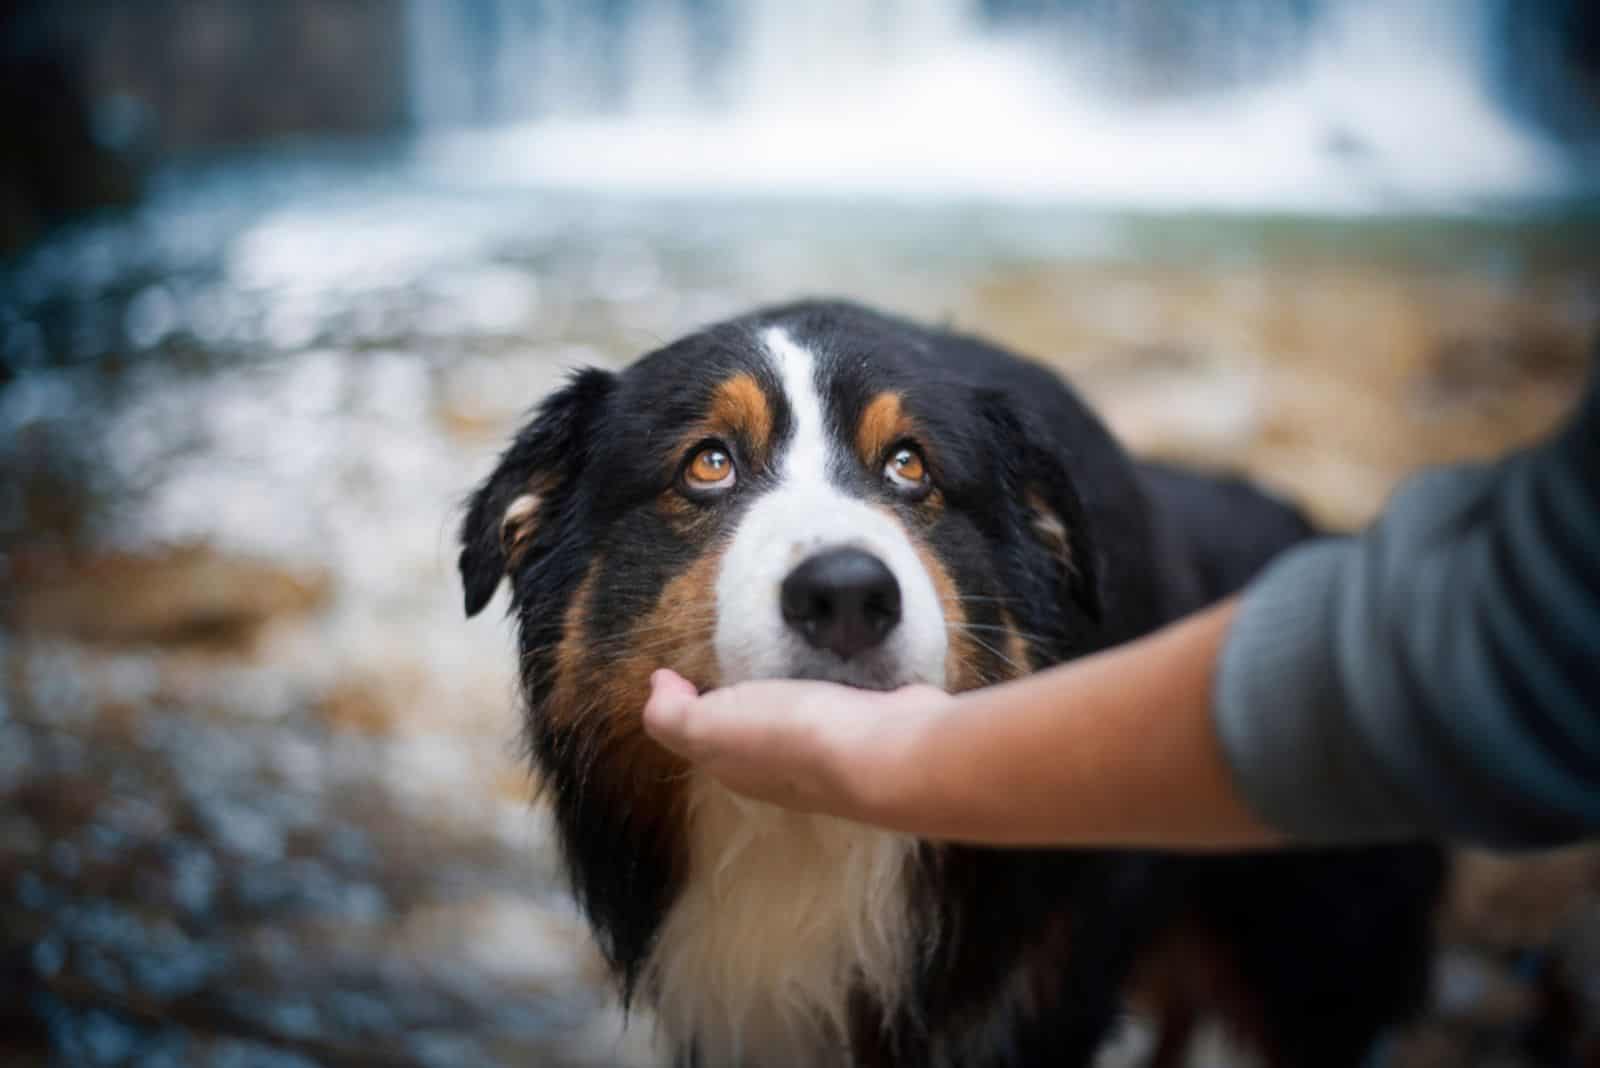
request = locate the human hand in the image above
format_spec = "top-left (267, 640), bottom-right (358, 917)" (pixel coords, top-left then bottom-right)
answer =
top-left (643, 668), bottom-right (953, 822)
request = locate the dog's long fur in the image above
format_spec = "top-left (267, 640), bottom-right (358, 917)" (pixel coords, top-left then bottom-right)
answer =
top-left (461, 301), bottom-right (1445, 1067)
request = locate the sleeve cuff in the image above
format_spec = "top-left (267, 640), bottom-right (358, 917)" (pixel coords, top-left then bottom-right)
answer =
top-left (1214, 540), bottom-right (1423, 843)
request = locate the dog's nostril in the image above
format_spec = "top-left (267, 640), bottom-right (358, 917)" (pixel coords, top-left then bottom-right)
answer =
top-left (780, 548), bottom-right (902, 660)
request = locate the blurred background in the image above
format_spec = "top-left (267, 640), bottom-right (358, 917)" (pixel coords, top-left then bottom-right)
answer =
top-left (2, 2), bottom-right (1598, 1066)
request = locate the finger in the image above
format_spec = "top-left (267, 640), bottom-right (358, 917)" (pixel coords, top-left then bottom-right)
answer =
top-left (644, 668), bottom-right (704, 748)
top-left (646, 677), bottom-right (791, 762)
top-left (649, 667), bottom-right (699, 706)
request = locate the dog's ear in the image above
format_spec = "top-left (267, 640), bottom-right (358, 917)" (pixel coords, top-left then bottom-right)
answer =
top-left (980, 393), bottom-right (1103, 624)
top-left (458, 367), bottom-right (615, 617)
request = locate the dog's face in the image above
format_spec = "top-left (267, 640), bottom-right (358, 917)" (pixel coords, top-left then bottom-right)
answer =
top-left (458, 302), bottom-right (1107, 976)
top-left (462, 303), bottom-right (1102, 702)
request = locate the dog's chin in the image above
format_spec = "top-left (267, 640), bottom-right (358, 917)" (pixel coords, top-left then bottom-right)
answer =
top-left (773, 652), bottom-right (936, 693)
top-left (786, 668), bottom-right (904, 692)
top-left (713, 634), bottom-right (946, 693)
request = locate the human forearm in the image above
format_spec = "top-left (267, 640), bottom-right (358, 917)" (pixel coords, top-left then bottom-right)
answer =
top-left (866, 597), bottom-right (1280, 848)
top-left (645, 598), bottom-right (1282, 848)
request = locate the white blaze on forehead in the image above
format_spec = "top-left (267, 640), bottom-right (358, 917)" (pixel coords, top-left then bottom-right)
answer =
top-left (713, 325), bottom-right (947, 690)
top-left (764, 326), bottom-right (832, 485)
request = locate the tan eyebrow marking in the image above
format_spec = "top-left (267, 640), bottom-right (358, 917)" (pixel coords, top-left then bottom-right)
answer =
top-left (856, 391), bottom-right (911, 467)
top-left (661, 373), bottom-right (774, 520)
top-left (710, 372), bottom-right (772, 450)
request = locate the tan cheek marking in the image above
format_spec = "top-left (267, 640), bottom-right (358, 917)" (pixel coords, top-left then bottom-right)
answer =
top-left (892, 525), bottom-right (976, 694)
top-left (542, 548), bottom-right (726, 891)
top-left (1000, 609), bottom-right (1032, 680)
top-left (635, 548), bottom-right (726, 694)
top-left (548, 564), bottom-right (599, 734)
top-left (942, 578), bottom-right (1030, 691)
top-left (865, 501), bottom-right (975, 692)
top-left (554, 552), bottom-right (725, 740)
top-left (856, 391), bottom-right (907, 468)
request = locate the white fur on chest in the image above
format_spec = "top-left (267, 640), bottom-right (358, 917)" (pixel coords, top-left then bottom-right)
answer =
top-left (645, 777), bottom-right (921, 1067)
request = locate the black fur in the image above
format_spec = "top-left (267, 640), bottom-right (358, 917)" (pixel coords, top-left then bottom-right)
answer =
top-left (461, 300), bottom-right (1445, 1066)
top-left (458, 366), bottom-right (615, 616)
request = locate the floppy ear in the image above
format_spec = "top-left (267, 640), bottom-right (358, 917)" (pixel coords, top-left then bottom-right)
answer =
top-left (980, 393), bottom-right (1103, 624)
top-left (458, 367), bottom-right (615, 617)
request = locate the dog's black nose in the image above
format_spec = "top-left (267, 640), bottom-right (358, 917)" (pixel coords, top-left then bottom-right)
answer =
top-left (781, 548), bottom-right (902, 660)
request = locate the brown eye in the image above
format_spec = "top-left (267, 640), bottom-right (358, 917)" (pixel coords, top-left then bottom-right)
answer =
top-left (884, 443), bottom-right (930, 498)
top-left (684, 442), bottom-right (736, 493)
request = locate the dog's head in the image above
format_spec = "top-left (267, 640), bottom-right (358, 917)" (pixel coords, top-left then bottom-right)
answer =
top-left (461, 301), bottom-right (1106, 691)
top-left (458, 300), bottom-right (1122, 977)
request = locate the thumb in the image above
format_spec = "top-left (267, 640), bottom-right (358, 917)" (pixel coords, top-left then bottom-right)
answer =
top-left (644, 668), bottom-right (707, 754)
top-left (645, 672), bottom-right (805, 764)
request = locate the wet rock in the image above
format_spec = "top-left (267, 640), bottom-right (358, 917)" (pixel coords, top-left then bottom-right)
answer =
top-left (205, 1039), bottom-right (320, 1068)
top-left (45, 1003), bottom-right (143, 1065)
top-left (399, 894), bottom-right (604, 989)
top-left (405, 1032), bottom-right (488, 1068)
top-left (1432, 946), bottom-right (1541, 1027)
top-left (6, 546), bottom-right (330, 646)
top-left (319, 824), bottom-right (376, 871)
top-left (228, 858), bottom-right (385, 925)
top-left (192, 798), bottom-right (287, 863)
top-left (313, 677), bottom-right (399, 737)
top-left (0, 812), bottom-right (43, 856)
top-left (0, 724), bottom-right (36, 793)
top-left (317, 990), bottom-right (396, 1039)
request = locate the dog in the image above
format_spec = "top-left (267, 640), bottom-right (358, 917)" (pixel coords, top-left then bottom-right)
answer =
top-left (459, 300), bottom-right (1446, 1067)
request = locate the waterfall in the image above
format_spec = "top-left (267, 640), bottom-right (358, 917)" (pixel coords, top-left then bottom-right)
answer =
top-left (405, 0), bottom-right (1591, 212)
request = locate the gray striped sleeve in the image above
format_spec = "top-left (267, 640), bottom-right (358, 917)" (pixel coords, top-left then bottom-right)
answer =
top-left (1214, 366), bottom-right (1600, 849)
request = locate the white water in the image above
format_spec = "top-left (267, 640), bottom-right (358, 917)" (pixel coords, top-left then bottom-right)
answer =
top-left (409, 0), bottom-right (1577, 213)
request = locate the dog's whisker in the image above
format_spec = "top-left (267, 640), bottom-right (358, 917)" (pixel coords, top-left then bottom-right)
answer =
top-left (952, 630), bottom-right (1031, 677)
top-left (945, 621), bottom-right (1054, 646)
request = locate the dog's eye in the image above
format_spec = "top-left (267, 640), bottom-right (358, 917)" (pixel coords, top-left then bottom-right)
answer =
top-left (683, 442), bottom-right (737, 493)
top-left (884, 444), bottom-right (931, 499)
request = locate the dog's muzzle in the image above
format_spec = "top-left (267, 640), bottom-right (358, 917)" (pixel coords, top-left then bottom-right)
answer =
top-left (780, 548), bottom-right (903, 661)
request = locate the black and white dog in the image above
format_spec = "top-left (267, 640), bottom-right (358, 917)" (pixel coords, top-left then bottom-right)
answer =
top-left (460, 301), bottom-right (1445, 1067)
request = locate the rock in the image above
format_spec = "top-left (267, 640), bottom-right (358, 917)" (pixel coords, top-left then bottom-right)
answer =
top-left (1431, 946), bottom-right (1540, 1027)
top-left (313, 678), bottom-right (398, 737)
top-left (5, 546), bottom-right (330, 646)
